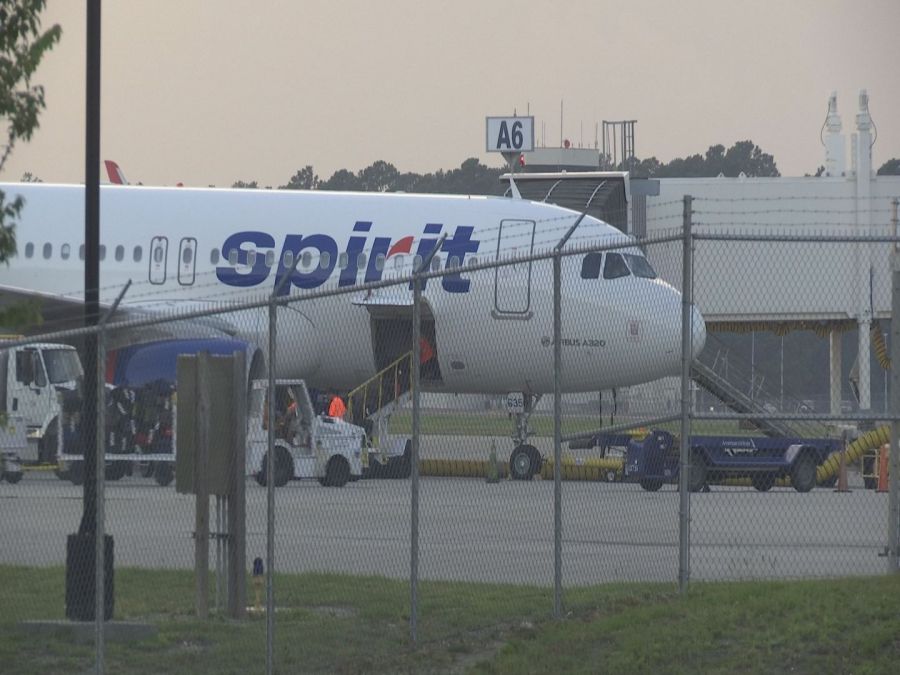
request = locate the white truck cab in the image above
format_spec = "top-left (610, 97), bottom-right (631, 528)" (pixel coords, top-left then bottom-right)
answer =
top-left (1, 340), bottom-right (82, 464)
top-left (248, 379), bottom-right (366, 488)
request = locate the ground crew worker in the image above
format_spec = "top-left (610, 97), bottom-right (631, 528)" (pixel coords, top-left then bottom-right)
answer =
top-left (328, 391), bottom-right (346, 418)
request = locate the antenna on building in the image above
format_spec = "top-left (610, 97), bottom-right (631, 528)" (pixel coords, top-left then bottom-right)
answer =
top-left (821, 91), bottom-right (845, 176)
top-left (602, 120), bottom-right (637, 171)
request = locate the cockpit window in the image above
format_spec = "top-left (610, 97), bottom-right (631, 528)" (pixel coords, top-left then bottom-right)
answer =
top-left (624, 254), bottom-right (657, 279)
top-left (603, 252), bottom-right (630, 279)
top-left (580, 252), bottom-right (602, 279)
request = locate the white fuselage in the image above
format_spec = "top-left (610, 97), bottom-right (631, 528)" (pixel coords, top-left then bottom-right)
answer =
top-left (0, 183), bottom-right (705, 394)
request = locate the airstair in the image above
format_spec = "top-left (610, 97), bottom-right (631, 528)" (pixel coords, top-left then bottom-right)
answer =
top-left (690, 360), bottom-right (804, 437)
top-left (345, 352), bottom-right (413, 441)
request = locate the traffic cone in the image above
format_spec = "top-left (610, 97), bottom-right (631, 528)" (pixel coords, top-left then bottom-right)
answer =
top-left (486, 440), bottom-right (500, 484)
top-left (834, 445), bottom-right (850, 492)
top-left (876, 444), bottom-right (890, 493)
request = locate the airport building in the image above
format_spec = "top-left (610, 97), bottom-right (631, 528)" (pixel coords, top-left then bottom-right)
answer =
top-left (494, 91), bottom-right (900, 419)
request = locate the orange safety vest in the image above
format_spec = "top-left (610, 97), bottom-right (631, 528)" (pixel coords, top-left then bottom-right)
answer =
top-left (328, 395), bottom-right (346, 418)
top-left (419, 337), bottom-right (435, 364)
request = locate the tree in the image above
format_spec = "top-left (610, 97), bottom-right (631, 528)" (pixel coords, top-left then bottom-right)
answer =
top-left (279, 165), bottom-right (318, 190)
top-left (0, 1), bottom-right (61, 327)
top-left (878, 158), bottom-right (900, 176)
top-left (625, 140), bottom-right (779, 178)
top-left (20, 170), bottom-right (41, 182)
top-left (231, 179), bottom-right (258, 189)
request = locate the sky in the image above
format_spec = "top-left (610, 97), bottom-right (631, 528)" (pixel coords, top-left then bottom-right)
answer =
top-left (3, 0), bottom-right (900, 187)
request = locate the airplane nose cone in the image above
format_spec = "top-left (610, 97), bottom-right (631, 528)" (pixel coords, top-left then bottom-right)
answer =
top-left (691, 305), bottom-right (707, 360)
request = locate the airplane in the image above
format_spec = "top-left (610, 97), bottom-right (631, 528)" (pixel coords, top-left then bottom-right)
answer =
top-left (0, 180), bottom-right (706, 478)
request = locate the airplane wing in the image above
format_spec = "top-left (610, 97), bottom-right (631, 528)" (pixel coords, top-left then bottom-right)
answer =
top-left (0, 281), bottom-right (239, 344)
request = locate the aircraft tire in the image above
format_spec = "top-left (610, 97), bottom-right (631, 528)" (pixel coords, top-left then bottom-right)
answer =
top-left (3, 471), bottom-right (23, 484)
top-left (509, 444), bottom-right (540, 481)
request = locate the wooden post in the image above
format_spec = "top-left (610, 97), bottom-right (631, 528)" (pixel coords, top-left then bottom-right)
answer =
top-left (227, 351), bottom-right (247, 619)
top-left (195, 352), bottom-right (210, 618)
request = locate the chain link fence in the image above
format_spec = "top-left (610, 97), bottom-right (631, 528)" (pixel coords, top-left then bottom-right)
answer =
top-left (1, 195), bottom-right (899, 671)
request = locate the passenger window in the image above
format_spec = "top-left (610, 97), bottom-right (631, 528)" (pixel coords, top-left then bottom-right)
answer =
top-left (61, 243), bottom-right (71, 260)
top-left (265, 250), bottom-right (275, 267)
top-left (25, 242), bottom-right (34, 258)
top-left (134, 246), bottom-right (143, 262)
top-left (603, 252), bottom-right (630, 279)
top-left (79, 245), bottom-right (85, 261)
top-left (210, 248), bottom-right (219, 265)
top-left (301, 251), bottom-right (312, 269)
top-left (320, 251), bottom-right (331, 269)
top-left (412, 254), bottom-right (422, 271)
top-left (431, 256), bottom-right (441, 272)
top-left (338, 252), bottom-right (348, 269)
top-left (356, 253), bottom-right (367, 270)
top-left (115, 245), bottom-right (125, 262)
top-left (393, 254), bottom-right (403, 270)
top-left (43, 243), bottom-right (52, 259)
top-left (228, 249), bottom-right (238, 265)
top-left (99, 245), bottom-right (106, 261)
top-left (247, 250), bottom-right (256, 267)
top-left (624, 253), bottom-right (657, 279)
top-left (375, 253), bottom-right (385, 271)
top-left (182, 247), bottom-right (193, 265)
top-left (580, 252), bottom-right (602, 279)
top-left (468, 256), bottom-right (478, 267)
top-left (283, 250), bottom-right (294, 268)
top-left (448, 256), bottom-right (460, 269)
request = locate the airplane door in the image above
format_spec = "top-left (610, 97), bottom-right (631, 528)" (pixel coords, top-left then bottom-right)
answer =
top-left (177, 237), bottom-right (197, 285)
top-left (149, 236), bottom-right (168, 285)
top-left (493, 219), bottom-right (535, 316)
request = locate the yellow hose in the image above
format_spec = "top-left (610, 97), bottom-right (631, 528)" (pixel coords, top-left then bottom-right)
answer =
top-left (817, 424), bottom-right (890, 482)
top-left (871, 325), bottom-right (891, 370)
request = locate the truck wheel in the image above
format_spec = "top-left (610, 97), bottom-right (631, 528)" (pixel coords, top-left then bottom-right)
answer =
top-left (260, 447), bottom-right (293, 488)
top-left (106, 462), bottom-right (128, 481)
top-left (751, 473), bottom-right (776, 492)
top-left (688, 452), bottom-right (707, 492)
top-left (39, 425), bottom-right (59, 464)
top-left (69, 461), bottom-right (84, 486)
top-left (154, 463), bottom-right (174, 487)
top-left (320, 456), bottom-right (350, 488)
top-left (791, 454), bottom-right (817, 493)
top-left (3, 471), bottom-right (23, 484)
top-left (509, 444), bottom-right (541, 481)
top-left (639, 479), bottom-right (663, 492)
top-left (390, 441), bottom-right (412, 479)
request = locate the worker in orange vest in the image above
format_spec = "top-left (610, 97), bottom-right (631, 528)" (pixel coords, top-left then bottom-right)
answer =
top-left (328, 391), bottom-right (346, 418)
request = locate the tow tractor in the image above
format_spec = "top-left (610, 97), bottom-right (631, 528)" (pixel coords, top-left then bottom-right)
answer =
top-left (250, 379), bottom-right (366, 488)
top-left (622, 430), bottom-right (842, 492)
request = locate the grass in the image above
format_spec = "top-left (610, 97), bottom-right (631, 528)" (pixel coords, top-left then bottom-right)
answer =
top-left (2, 566), bottom-right (899, 673)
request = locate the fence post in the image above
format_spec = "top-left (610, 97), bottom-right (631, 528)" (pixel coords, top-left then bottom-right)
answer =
top-left (552, 248), bottom-right (563, 619)
top-left (889, 197), bottom-right (900, 574)
top-left (95, 322), bottom-right (106, 674)
top-left (266, 296), bottom-right (277, 673)
top-left (94, 281), bottom-right (130, 674)
top-left (411, 272), bottom-right (422, 644)
top-left (679, 195), bottom-right (694, 593)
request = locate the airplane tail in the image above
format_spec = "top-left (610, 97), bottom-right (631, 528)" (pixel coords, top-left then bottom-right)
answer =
top-left (104, 160), bottom-right (128, 185)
